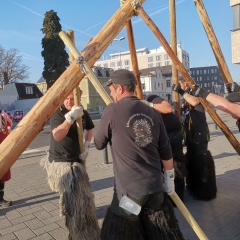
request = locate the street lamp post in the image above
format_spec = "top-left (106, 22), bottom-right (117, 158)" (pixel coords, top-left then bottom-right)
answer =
top-left (114, 37), bottom-right (125, 69)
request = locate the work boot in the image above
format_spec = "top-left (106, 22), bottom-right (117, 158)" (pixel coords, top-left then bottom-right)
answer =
top-left (0, 199), bottom-right (13, 207)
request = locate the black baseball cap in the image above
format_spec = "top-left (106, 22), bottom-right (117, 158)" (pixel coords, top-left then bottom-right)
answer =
top-left (226, 92), bottom-right (240, 102)
top-left (103, 69), bottom-right (137, 87)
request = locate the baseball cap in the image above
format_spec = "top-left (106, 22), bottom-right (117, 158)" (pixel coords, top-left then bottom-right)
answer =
top-left (103, 69), bottom-right (136, 87)
top-left (226, 92), bottom-right (240, 102)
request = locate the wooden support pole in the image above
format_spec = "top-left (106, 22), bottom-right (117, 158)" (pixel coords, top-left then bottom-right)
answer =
top-left (193, 0), bottom-right (233, 84)
top-left (136, 6), bottom-right (240, 155)
top-left (0, 0), bottom-right (146, 179)
top-left (170, 193), bottom-right (209, 240)
top-left (169, 0), bottom-right (180, 118)
top-left (59, 32), bottom-right (113, 106)
top-left (67, 30), bottom-right (84, 155)
top-left (125, 20), bottom-right (144, 100)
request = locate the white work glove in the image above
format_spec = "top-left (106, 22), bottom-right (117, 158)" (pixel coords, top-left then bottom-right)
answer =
top-left (163, 169), bottom-right (175, 195)
top-left (84, 141), bottom-right (91, 149)
top-left (79, 148), bottom-right (89, 161)
top-left (141, 100), bottom-right (154, 107)
top-left (64, 106), bottom-right (84, 124)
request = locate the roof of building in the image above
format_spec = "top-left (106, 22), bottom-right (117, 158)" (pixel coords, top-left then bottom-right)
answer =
top-left (139, 65), bottom-right (172, 77)
top-left (15, 83), bottom-right (43, 99)
top-left (36, 76), bottom-right (46, 83)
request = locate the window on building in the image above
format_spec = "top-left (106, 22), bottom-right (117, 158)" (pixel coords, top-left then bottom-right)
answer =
top-left (110, 62), bottom-right (115, 67)
top-left (97, 64), bottom-right (101, 67)
top-left (161, 83), bottom-right (163, 90)
top-left (204, 70), bottom-right (206, 74)
top-left (158, 82), bottom-right (160, 87)
top-left (148, 63), bottom-right (153, 68)
top-left (125, 67), bottom-right (130, 70)
top-left (211, 69), bottom-right (214, 74)
top-left (204, 83), bottom-right (207, 87)
top-left (142, 83), bottom-right (145, 90)
top-left (156, 62), bottom-right (162, 67)
top-left (196, 77), bottom-right (198, 81)
top-left (103, 63), bottom-right (108, 68)
top-left (192, 70), bottom-right (195, 75)
top-left (164, 54), bottom-right (169, 60)
top-left (165, 61), bottom-right (170, 66)
top-left (196, 70), bottom-right (199, 75)
top-left (207, 76), bottom-right (210, 80)
top-left (106, 71), bottom-right (110, 77)
top-left (208, 83), bottom-right (210, 87)
top-left (214, 76), bottom-right (217, 80)
top-left (125, 60), bottom-right (130, 65)
top-left (148, 57), bottom-right (153, 62)
top-left (199, 77), bottom-right (202, 81)
top-left (215, 69), bottom-right (217, 73)
top-left (190, 70), bottom-right (192, 75)
top-left (166, 80), bottom-right (170, 87)
top-left (26, 86), bottom-right (33, 94)
top-left (233, 4), bottom-right (240, 30)
top-left (97, 70), bottom-right (102, 77)
top-left (117, 61), bottom-right (122, 66)
top-left (200, 70), bottom-right (202, 74)
top-left (154, 82), bottom-right (157, 90)
top-left (156, 55), bottom-right (161, 61)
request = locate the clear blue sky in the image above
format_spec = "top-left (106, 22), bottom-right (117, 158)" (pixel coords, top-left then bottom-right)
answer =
top-left (0, 0), bottom-right (239, 83)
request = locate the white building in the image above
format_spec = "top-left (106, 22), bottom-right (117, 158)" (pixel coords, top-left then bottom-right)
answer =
top-left (96, 43), bottom-right (190, 71)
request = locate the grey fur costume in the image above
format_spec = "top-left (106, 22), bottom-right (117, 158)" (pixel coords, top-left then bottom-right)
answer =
top-left (41, 156), bottom-right (100, 240)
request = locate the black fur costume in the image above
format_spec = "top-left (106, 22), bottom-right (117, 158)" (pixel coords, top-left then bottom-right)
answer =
top-left (100, 194), bottom-right (184, 240)
top-left (182, 90), bottom-right (217, 201)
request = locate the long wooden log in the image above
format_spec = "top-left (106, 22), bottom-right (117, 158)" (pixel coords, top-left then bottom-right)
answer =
top-left (137, 6), bottom-right (240, 155)
top-left (170, 193), bottom-right (209, 240)
top-left (67, 30), bottom-right (84, 155)
top-left (169, 0), bottom-right (180, 118)
top-left (59, 32), bottom-right (113, 106)
top-left (0, 0), bottom-right (146, 179)
top-left (193, 0), bottom-right (233, 84)
top-left (125, 20), bottom-right (144, 100)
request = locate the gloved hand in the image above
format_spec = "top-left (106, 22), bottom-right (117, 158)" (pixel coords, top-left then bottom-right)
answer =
top-left (84, 140), bottom-right (91, 149)
top-left (79, 147), bottom-right (89, 161)
top-left (163, 169), bottom-right (175, 195)
top-left (192, 85), bottom-right (210, 99)
top-left (64, 106), bottom-right (84, 124)
top-left (172, 84), bottom-right (185, 96)
top-left (141, 100), bottom-right (153, 107)
top-left (229, 82), bottom-right (240, 93)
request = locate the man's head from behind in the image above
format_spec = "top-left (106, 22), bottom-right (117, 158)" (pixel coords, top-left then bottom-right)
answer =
top-left (103, 69), bottom-right (136, 102)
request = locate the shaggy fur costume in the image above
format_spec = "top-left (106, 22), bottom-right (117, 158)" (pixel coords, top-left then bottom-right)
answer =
top-left (173, 150), bottom-right (187, 202)
top-left (41, 156), bottom-right (100, 240)
top-left (186, 150), bottom-right (217, 201)
top-left (100, 207), bottom-right (146, 240)
top-left (141, 194), bottom-right (184, 240)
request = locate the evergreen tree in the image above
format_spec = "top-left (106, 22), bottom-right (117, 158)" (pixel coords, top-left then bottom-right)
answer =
top-left (41, 10), bottom-right (69, 89)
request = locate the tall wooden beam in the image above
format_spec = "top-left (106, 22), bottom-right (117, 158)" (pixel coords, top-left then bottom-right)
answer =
top-left (0, 0), bottom-right (146, 179)
top-left (126, 20), bottom-right (144, 100)
top-left (193, 0), bottom-right (233, 84)
top-left (169, 0), bottom-right (180, 118)
top-left (137, 5), bottom-right (240, 155)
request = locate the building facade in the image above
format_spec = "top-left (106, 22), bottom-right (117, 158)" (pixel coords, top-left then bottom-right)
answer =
top-left (96, 43), bottom-right (190, 72)
top-left (230, 0), bottom-right (240, 64)
top-left (190, 66), bottom-right (225, 95)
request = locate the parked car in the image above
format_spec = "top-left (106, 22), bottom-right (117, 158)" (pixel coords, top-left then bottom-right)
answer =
top-left (13, 110), bottom-right (24, 122)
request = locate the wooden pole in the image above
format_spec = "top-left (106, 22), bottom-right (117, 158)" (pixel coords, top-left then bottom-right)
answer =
top-left (170, 193), bottom-right (209, 240)
top-left (67, 30), bottom-right (84, 155)
top-left (59, 32), bottom-right (113, 106)
top-left (169, 0), bottom-right (180, 118)
top-left (136, 6), bottom-right (240, 155)
top-left (193, 0), bottom-right (233, 84)
top-left (0, 0), bottom-right (146, 179)
top-left (125, 20), bottom-right (144, 100)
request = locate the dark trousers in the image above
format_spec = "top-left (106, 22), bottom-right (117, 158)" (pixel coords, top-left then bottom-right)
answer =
top-left (111, 189), bottom-right (164, 219)
top-left (0, 182), bottom-right (4, 200)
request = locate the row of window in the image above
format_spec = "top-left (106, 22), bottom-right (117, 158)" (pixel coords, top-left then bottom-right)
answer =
top-left (142, 80), bottom-right (171, 91)
top-left (193, 76), bottom-right (218, 81)
top-left (190, 68), bottom-right (218, 75)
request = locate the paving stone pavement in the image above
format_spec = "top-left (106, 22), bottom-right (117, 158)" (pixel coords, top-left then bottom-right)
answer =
top-left (1, 110), bottom-right (240, 240)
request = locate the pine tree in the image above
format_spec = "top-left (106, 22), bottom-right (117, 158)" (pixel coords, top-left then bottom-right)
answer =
top-left (41, 10), bottom-right (69, 89)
